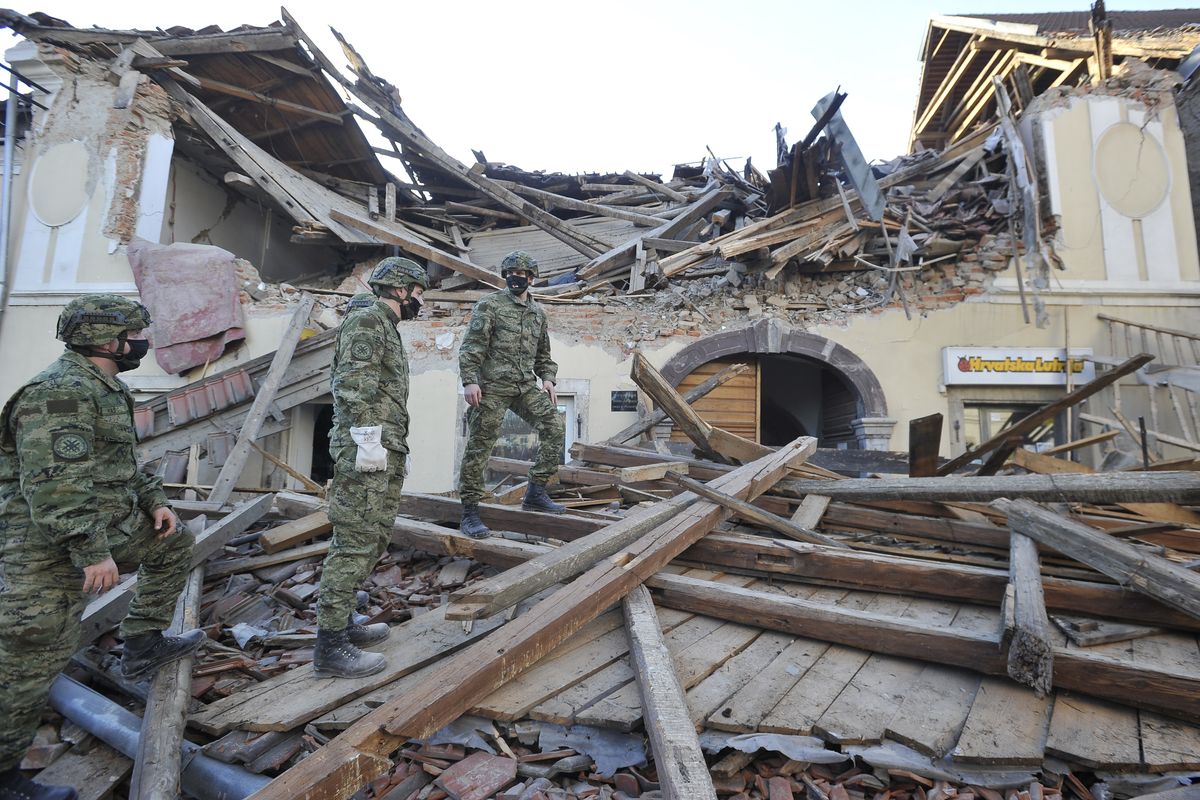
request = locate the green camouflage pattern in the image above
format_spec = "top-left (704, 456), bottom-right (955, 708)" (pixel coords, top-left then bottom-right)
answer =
top-left (316, 445), bottom-right (404, 629)
top-left (0, 351), bottom-right (192, 771)
top-left (457, 288), bottom-right (563, 505)
top-left (368, 257), bottom-right (429, 291)
top-left (457, 385), bottom-right (564, 505)
top-left (0, 350), bottom-right (171, 568)
top-left (328, 301), bottom-right (410, 454)
top-left (56, 293), bottom-right (152, 346)
top-left (318, 300), bottom-right (411, 630)
top-left (500, 250), bottom-right (538, 278)
top-left (458, 289), bottom-right (557, 392)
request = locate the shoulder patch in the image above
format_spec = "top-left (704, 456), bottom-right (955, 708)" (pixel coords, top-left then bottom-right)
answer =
top-left (348, 336), bottom-right (375, 362)
top-left (46, 399), bottom-right (78, 415)
top-left (51, 432), bottom-right (90, 461)
top-left (469, 317), bottom-right (485, 332)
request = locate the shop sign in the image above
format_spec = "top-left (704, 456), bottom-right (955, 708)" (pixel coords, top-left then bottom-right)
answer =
top-left (943, 347), bottom-right (1095, 386)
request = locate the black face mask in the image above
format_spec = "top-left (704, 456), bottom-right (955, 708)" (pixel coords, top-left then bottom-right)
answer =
top-left (506, 274), bottom-right (529, 293)
top-left (114, 338), bottom-right (150, 372)
top-left (399, 297), bottom-right (421, 321)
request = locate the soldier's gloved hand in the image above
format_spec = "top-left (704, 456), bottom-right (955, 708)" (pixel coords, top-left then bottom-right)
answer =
top-left (350, 425), bottom-right (388, 472)
top-left (82, 557), bottom-right (120, 593)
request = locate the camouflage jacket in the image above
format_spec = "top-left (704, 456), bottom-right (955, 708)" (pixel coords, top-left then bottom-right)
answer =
top-left (329, 299), bottom-right (410, 453)
top-left (0, 350), bottom-right (169, 568)
top-left (459, 289), bottom-right (557, 391)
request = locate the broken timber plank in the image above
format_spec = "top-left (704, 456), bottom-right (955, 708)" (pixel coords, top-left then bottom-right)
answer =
top-left (785, 471), bottom-right (1200, 504)
top-left (621, 585), bottom-right (717, 800)
top-left (1043, 692), bottom-right (1141, 769)
top-left (259, 511), bottom-right (332, 555)
top-left (998, 498), bottom-right (1200, 621)
top-left (631, 352), bottom-right (770, 464)
top-left (243, 438), bottom-right (815, 800)
top-left (1002, 531), bottom-right (1053, 695)
top-left (129, 565), bottom-right (203, 800)
top-left (908, 413), bottom-right (943, 477)
top-left (936, 354), bottom-right (1155, 475)
top-left (80, 494), bottom-right (271, 645)
top-left (666, 471), bottom-right (848, 548)
top-left (209, 296), bottom-right (314, 505)
top-left (34, 741), bottom-right (131, 800)
top-left (646, 572), bottom-right (1200, 720)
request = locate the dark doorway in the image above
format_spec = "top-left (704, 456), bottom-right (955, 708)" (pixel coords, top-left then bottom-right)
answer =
top-left (758, 354), bottom-right (861, 448)
top-left (311, 405), bottom-right (335, 483)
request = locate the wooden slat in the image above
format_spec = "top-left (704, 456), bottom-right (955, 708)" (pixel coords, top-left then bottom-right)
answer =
top-left (1140, 709), bottom-right (1200, 770)
top-left (1043, 693), bottom-right (1142, 769)
top-left (951, 678), bottom-right (1052, 765)
top-left (259, 511), bottom-right (332, 554)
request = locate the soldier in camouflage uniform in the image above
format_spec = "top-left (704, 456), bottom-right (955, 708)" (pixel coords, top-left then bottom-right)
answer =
top-left (0, 295), bottom-right (201, 800)
top-left (314, 257), bottom-right (428, 679)
top-left (457, 251), bottom-right (566, 539)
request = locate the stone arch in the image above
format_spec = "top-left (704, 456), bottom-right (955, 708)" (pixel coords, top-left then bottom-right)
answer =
top-left (659, 319), bottom-right (893, 448)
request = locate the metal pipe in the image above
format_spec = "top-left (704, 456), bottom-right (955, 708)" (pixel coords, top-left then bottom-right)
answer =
top-left (49, 675), bottom-right (272, 800)
top-left (0, 69), bottom-right (18, 324)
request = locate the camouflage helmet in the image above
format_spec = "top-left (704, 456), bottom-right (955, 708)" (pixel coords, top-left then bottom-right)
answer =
top-left (500, 250), bottom-right (538, 279)
top-left (368, 257), bottom-right (429, 294)
top-left (57, 293), bottom-right (152, 346)
top-left (345, 292), bottom-right (376, 312)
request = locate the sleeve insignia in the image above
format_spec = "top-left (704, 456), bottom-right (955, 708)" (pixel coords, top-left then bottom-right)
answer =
top-left (349, 337), bottom-right (375, 362)
top-left (51, 432), bottom-right (90, 461)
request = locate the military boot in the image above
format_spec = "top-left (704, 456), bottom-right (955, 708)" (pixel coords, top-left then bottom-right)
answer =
top-left (346, 615), bottom-right (391, 647)
top-left (0, 769), bottom-right (77, 800)
top-left (460, 504), bottom-right (491, 539)
top-left (523, 482), bottom-right (566, 514)
top-left (313, 628), bottom-right (386, 678)
top-left (120, 629), bottom-right (205, 679)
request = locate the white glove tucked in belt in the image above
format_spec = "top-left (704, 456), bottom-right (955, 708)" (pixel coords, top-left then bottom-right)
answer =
top-left (350, 425), bottom-right (387, 472)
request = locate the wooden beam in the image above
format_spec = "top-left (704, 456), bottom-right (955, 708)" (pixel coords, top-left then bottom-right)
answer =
top-left (605, 362), bottom-right (749, 445)
top-left (244, 439), bottom-right (815, 800)
top-left (187, 74), bottom-right (343, 124)
top-left (621, 170), bottom-right (689, 202)
top-left (79, 494), bottom-right (272, 644)
top-left (631, 352), bottom-right (769, 464)
top-left (665, 471), bottom-right (848, 549)
top-left (908, 413), bottom-right (943, 477)
top-left (936, 353), bottom-right (1154, 475)
top-left (492, 180), bottom-right (665, 227)
top-left (1010, 448), bottom-right (1200, 527)
top-left (209, 296), bottom-right (314, 505)
top-left (1041, 429), bottom-right (1121, 455)
top-left (997, 498), bottom-right (1200, 621)
top-left (330, 209), bottom-right (504, 289)
top-left (622, 585), bottom-right (717, 800)
top-left (129, 565), bottom-right (203, 800)
top-left (1002, 531), bottom-right (1053, 696)
top-left (647, 572), bottom-right (1200, 721)
top-left (1080, 412), bottom-right (1200, 455)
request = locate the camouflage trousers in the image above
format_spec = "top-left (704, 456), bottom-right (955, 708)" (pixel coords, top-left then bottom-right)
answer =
top-left (0, 511), bottom-right (193, 771)
top-left (317, 445), bottom-right (405, 631)
top-left (458, 384), bottom-right (564, 506)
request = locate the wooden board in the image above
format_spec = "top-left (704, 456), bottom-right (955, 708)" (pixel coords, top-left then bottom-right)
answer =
top-left (35, 742), bottom-right (131, 800)
top-left (704, 635), bottom-right (830, 733)
top-left (686, 632), bottom-right (794, 725)
top-left (260, 511), bottom-right (331, 555)
top-left (1044, 692), bottom-right (1142, 769)
top-left (670, 358), bottom-right (760, 445)
top-left (951, 678), bottom-right (1052, 765)
top-left (1140, 709), bottom-right (1200, 770)
top-left (884, 663), bottom-right (981, 757)
top-left (812, 653), bottom-right (927, 744)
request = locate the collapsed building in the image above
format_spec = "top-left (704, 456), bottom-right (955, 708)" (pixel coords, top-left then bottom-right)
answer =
top-left (1, 4), bottom-right (1200, 800)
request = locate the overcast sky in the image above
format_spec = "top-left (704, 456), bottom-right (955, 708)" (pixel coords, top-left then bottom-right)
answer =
top-left (2, 1), bottom-right (1191, 177)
